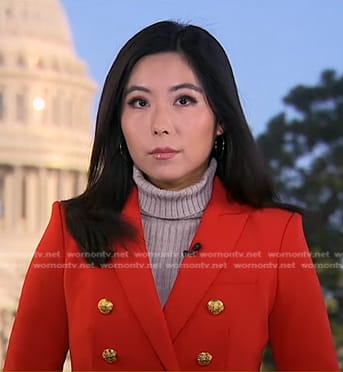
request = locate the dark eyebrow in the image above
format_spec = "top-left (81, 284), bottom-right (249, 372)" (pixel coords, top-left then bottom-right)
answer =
top-left (169, 83), bottom-right (203, 93)
top-left (123, 85), bottom-right (151, 97)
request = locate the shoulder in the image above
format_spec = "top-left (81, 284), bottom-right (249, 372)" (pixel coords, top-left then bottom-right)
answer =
top-left (250, 206), bottom-right (303, 232)
top-left (250, 206), bottom-right (297, 223)
top-left (232, 204), bottom-right (304, 243)
top-left (245, 207), bottom-right (308, 254)
top-left (213, 177), bottom-right (299, 226)
top-left (47, 201), bottom-right (66, 228)
top-left (33, 201), bottom-right (82, 259)
top-left (41, 201), bottom-right (70, 243)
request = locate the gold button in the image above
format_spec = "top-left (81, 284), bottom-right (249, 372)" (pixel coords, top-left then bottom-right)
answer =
top-left (197, 351), bottom-right (213, 366)
top-left (207, 299), bottom-right (224, 315)
top-left (102, 348), bottom-right (118, 363)
top-left (98, 298), bottom-right (114, 314)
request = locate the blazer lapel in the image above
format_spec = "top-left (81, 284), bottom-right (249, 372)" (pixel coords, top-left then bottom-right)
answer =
top-left (114, 187), bottom-right (180, 370)
top-left (163, 178), bottom-right (251, 341)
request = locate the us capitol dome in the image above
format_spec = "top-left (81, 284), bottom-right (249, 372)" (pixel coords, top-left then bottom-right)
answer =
top-left (0, 0), bottom-right (96, 363)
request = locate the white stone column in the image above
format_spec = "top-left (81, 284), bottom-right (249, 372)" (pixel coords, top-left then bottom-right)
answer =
top-left (0, 171), bottom-right (4, 229)
top-left (76, 172), bottom-right (87, 195)
top-left (4, 170), bottom-right (14, 231)
top-left (38, 168), bottom-right (48, 231)
top-left (26, 170), bottom-right (38, 233)
top-left (46, 170), bottom-right (58, 219)
top-left (59, 170), bottom-right (75, 200)
top-left (38, 168), bottom-right (59, 230)
top-left (12, 167), bottom-right (23, 231)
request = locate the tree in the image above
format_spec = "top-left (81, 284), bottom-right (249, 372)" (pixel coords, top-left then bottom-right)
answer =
top-left (257, 69), bottom-right (343, 368)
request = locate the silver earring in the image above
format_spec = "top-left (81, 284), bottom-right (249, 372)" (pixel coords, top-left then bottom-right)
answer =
top-left (119, 142), bottom-right (125, 157)
top-left (214, 136), bottom-right (225, 159)
top-left (119, 142), bottom-right (130, 161)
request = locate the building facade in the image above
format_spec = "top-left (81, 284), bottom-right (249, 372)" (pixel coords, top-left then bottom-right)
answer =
top-left (0, 0), bottom-right (96, 366)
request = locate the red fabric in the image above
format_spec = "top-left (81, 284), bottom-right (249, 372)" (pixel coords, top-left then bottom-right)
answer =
top-left (3, 179), bottom-right (339, 371)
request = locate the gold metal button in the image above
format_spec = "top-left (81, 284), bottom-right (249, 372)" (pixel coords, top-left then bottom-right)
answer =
top-left (197, 351), bottom-right (213, 366)
top-left (102, 348), bottom-right (118, 363)
top-left (98, 298), bottom-right (114, 314)
top-left (207, 299), bottom-right (224, 315)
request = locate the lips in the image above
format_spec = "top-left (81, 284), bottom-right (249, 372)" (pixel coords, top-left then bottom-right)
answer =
top-left (150, 147), bottom-right (180, 160)
top-left (150, 147), bottom-right (178, 154)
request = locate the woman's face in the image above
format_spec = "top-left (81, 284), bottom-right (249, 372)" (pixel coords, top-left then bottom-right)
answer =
top-left (121, 52), bottom-right (222, 190)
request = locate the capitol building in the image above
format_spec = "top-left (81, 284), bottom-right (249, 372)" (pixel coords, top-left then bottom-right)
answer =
top-left (0, 0), bottom-right (96, 365)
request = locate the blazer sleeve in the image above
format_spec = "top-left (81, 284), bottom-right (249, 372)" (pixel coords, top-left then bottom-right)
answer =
top-left (3, 202), bottom-right (68, 371)
top-left (269, 212), bottom-right (339, 370)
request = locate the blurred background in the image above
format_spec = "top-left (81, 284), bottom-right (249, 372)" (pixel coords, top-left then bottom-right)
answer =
top-left (0, 0), bottom-right (342, 369)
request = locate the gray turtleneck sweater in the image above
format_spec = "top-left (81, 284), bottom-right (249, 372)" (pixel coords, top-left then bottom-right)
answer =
top-left (132, 158), bottom-right (217, 306)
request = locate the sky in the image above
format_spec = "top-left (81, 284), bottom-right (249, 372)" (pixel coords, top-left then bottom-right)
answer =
top-left (60, 0), bottom-right (342, 136)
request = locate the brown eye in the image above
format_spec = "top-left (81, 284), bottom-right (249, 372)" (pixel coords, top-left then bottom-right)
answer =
top-left (137, 99), bottom-right (147, 107)
top-left (128, 98), bottom-right (148, 108)
top-left (176, 95), bottom-right (197, 106)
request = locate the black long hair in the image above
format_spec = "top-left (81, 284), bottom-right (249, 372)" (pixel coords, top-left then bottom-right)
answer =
top-left (63, 20), bottom-right (300, 266)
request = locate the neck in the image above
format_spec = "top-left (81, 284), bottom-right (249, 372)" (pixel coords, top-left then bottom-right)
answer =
top-left (132, 158), bottom-right (217, 219)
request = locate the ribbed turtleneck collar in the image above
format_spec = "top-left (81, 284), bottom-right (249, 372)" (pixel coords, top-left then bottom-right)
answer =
top-left (132, 158), bottom-right (217, 220)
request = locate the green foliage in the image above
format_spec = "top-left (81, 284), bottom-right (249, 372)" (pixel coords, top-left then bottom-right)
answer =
top-left (257, 69), bottom-right (343, 367)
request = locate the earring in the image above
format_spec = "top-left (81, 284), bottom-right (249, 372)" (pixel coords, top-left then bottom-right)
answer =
top-left (119, 142), bottom-right (125, 157)
top-left (119, 141), bottom-right (130, 161)
top-left (214, 135), bottom-right (225, 160)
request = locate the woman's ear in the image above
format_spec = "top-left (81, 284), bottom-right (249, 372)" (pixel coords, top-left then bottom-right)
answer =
top-left (216, 123), bottom-right (224, 136)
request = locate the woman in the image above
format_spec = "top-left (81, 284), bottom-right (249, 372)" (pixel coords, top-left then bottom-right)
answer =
top-left (3, 21), bottom-right (339, 371)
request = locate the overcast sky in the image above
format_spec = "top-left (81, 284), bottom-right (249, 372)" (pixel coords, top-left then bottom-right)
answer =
top-left (61, 0), bottom-right (342, 136)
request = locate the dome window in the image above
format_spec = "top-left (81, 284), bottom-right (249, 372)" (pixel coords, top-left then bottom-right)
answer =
top-left (17, 55), bottom-right (26, 67)
top-left (36, 58), bottom-right (44, 69)
top-left (0, 90), bottom-right (4, 121)
top-left (52, 59), bottom-right (60, 71)
top-left (5, 8), bottom-right (12, 18)
top-left (21, 8), bottom-right (27, 20)
top-left (16, 93), bottom-right (26, 123)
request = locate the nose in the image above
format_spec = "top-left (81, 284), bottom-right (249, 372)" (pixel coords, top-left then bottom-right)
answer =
top-left (151, 106), bottom-right (172, 136)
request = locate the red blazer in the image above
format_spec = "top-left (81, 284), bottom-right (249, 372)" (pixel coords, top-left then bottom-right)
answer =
top-left (4, 179), bottom-right (339, 371)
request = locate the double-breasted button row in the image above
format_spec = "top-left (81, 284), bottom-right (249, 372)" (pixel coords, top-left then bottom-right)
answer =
top-left (98, 298), bottom-right (114, 314)
top-left (207, 299), bottom-right (224, 315)
top-left (198, 299), bottom-right (223, 366)
top-left (98, 299), bottom-right (117, 363)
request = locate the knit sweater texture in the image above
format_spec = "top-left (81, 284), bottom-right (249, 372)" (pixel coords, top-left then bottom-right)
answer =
top-left (132, 158), bottom-right (217, 306)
